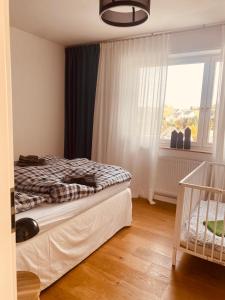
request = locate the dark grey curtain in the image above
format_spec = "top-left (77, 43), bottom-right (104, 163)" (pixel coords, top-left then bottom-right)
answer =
top-left (64, 44), bottom-right (100, 159)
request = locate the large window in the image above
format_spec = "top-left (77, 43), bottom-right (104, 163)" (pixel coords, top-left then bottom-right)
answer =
top-left (161, 52), bottom-right (221, 150)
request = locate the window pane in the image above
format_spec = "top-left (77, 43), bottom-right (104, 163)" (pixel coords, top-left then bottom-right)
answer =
top-left (208, 62), bottom-right (221, 143)
top-left (161, 63), bottom-right (204, 142)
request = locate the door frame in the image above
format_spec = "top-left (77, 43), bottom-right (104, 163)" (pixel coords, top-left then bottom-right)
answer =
top-left (0, 0), bottom-right (17, 299)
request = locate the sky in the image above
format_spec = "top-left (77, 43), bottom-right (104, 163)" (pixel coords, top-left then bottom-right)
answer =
top-left (165, 63), bottom-right (204, 109)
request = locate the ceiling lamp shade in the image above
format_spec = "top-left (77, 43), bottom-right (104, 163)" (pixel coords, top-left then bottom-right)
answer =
top-left (100, 0), bottom-right (151, 27)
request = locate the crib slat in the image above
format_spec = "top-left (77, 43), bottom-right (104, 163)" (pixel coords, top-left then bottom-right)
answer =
top-left (202, 192), bottom-right (211, 256)
top-left (211, 192), bottom-right (220, 259)
top-left (210, 165), bottom-right (214, 189)
top-left (194, 190), bottom-right (202, 253)
top-left (219, 210), bottom-right (225, 262)
top-left (186, 188), bottom-right (193, 250)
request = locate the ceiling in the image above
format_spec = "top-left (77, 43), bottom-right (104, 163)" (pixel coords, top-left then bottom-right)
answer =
top-left (10, 0), bottom-right (225, 46)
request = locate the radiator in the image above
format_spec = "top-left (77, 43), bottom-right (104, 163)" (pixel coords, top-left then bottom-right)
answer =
top-left (154, 157), bottom-right (201, 202)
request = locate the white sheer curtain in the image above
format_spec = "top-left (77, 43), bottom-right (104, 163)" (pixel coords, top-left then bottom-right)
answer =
top-left (92, 35), bottom-right (169, 203)
top-left (214, 26), bottom-right (225, 162)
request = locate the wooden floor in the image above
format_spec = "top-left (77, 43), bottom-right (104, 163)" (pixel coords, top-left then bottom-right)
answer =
top-left (41, 199), bottom-right (225, 300)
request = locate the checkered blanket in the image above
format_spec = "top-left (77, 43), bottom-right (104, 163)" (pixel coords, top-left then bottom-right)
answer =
top-left (15, 156), bottom-right (131, 214)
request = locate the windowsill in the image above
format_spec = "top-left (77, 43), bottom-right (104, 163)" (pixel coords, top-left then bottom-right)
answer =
top-left (160, 146), bottom-right (212, 155)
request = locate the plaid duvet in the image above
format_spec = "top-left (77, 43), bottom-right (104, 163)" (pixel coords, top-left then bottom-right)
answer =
top-left (15, 192), bottom-right (50, 214)
top-left (15, 156), bottom-right (131, 214)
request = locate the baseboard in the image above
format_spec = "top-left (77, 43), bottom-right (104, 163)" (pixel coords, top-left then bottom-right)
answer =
top-left (154, 193), bottom-right (177, 205)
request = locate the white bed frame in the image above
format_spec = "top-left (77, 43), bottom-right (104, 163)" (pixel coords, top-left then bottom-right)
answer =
top-left (16, 188), bottom-right (132, 290)
top-left (173, 161), bottom-right (225, 267)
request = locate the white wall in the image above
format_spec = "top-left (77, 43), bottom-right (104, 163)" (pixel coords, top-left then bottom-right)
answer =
top-left (169, 25), bottom-right (222, 54)
top-left (10, 27), bottom-right (65, 160)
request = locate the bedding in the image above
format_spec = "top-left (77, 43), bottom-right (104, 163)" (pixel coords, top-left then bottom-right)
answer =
top-left (181, 200), bottom-right (225, 255)
top-left (16, 155), bottom-right (47, 167)
top-left (203, 220), bottom-right (225, 237)
top-left (15, 192), bottom-right (50, 213)
top-left (16, 181), bottom-right (130, 233)
top-left (14, 156), bottom-right (131, 213)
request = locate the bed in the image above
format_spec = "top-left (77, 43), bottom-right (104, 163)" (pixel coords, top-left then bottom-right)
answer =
top-left (15, 156), bottom-right (132, 290)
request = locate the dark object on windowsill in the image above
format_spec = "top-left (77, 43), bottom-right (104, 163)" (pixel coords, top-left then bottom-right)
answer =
top-left (184, 127), bottom-right (191, 149)
top-left (16, 218), bottom-right (39, 243)
top-left (170, 130), bottom-right (178, 148)
top-left (177, 132), bottom-right (184, 149)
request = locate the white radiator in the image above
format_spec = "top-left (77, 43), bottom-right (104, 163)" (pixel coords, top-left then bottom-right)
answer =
top-left (154, 157), bottom-right (201, 203)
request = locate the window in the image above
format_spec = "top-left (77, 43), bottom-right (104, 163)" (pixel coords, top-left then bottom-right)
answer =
top-left (161, 52), bottom-right (221, 151)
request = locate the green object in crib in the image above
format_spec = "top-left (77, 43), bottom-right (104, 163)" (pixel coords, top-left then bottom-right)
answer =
top-left (203, 220), bottom-right (225, 237)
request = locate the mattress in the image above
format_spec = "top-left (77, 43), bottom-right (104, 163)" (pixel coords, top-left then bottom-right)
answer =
top-left (181, 200), bottom-right (225, 260)
top-left (16, 181), bottom-right (130, 233)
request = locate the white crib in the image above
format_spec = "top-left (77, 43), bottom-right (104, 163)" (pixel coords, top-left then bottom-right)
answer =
top-left (173, 161), bottom-right (225, 267)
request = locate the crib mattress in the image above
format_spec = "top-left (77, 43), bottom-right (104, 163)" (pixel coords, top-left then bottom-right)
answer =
top-left (16, 181), bottom-right (130, 233)
top-left (181, 200), bottom-right (225, 260)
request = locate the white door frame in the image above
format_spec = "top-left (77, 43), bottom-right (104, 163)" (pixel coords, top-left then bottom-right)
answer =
top-left (0, 0), bottom-right (17, 299)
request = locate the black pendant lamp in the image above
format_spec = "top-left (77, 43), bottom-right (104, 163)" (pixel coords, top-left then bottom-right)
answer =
top-left (100, 0), bottom-right (151, 27)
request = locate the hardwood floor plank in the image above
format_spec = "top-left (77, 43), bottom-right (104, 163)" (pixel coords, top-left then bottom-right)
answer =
top-left (41, 198), bottom-right (225, 300)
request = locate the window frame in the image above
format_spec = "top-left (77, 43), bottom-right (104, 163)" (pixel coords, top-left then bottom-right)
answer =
top-left (160, 50), bottom-right (221, 152)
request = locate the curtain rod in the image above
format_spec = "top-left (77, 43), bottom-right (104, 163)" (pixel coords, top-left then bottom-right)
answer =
top-left (101, 21), bottom-right (225, 44)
